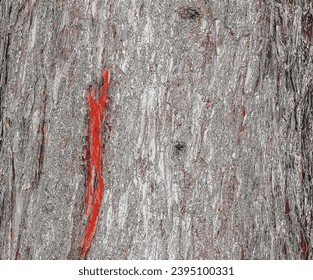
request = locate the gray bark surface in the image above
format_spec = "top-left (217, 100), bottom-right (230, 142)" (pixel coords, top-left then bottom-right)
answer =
top-left (0, 0), bottom-right (312, 259)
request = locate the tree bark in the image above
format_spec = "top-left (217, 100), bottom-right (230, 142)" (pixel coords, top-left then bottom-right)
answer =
top-left (0, 0), bottom-right (312, 259)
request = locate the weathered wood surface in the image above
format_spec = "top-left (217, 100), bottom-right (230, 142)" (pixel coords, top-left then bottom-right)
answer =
top-left (0, 0), bottom-right (312, 259)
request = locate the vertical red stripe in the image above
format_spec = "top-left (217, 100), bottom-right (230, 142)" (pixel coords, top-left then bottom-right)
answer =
top-left (82, 69), bottom-right (110, 257)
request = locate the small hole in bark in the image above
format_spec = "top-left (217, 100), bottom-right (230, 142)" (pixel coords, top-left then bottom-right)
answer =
top-left (179, 7), bottom-right (201, 20)
top-left (174, 141), bottom-right (186, 155)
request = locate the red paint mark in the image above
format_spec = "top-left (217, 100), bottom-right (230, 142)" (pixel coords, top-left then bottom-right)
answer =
top-left (242, 110), bottom-right (246, 117)
top-left (81, 69), bottom-right (110, 258)
top-left (241, 248), bottom-right (245, 259)
top-left (240, 126), bottom-right (245, 133)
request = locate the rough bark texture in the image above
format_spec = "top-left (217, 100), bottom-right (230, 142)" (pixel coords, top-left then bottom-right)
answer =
top-left (0, 0), bottom-right (312, 260)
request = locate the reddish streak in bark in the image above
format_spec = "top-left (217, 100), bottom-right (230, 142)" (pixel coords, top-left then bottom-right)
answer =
top-left (38, 125), bottom-right (45, 162)
top-left (15, 248), bottom-right (20, 260)
top-left (300, 238), bottom-right (307, 256)
top-left (82, 69), bottom-right (110, 258)
top-left (206, 98), bottom-right (213, 107)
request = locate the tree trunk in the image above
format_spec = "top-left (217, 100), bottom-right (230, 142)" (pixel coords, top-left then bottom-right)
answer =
top-left (0, 0), bottom-right (312, 260)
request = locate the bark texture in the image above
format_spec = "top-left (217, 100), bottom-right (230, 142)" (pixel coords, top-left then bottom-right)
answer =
top-left (0, 0), bottom-right (312, 259)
